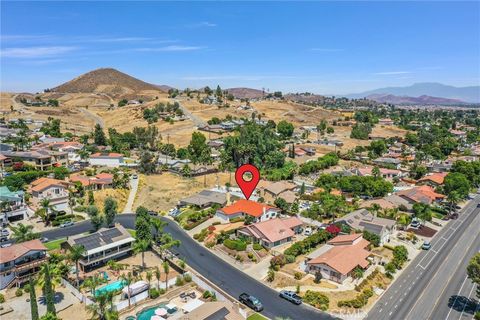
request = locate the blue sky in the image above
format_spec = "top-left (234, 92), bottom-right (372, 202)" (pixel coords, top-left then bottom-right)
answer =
top-left (1, 1), bottom-right (479, 94)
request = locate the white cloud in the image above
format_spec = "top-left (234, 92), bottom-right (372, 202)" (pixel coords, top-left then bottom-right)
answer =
top-left (374, 71), bottom-right (412, 75)
top-left (0, 46), bottom-right (78, 58)
top-left (188, 21), bottom-right (217, 28)
top-left (134, 45), bottom-right (205, 52)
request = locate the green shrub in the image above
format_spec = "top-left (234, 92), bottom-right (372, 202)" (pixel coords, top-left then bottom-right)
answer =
top-left (294, 272), bottom-right (303, 280)
top-left (270, 254), bottom-right (287, 267)
top-left (252, 243), bottom-right (263, 251)
top-left (149, 288), bottom-right (160, 299)
top-left (183, 274), bottom-right (192, 283)
top-left (15, 288), bottom-right (23, 297)
top-left (284, 230), bottom-right (331, 257)
top-left (337, 289), bottom-right (374, 308)
top-left (224, 239), bottom-right (247, 251)
top-left (303, 290), bottom-right (329, 310)
top-left (0, 293), bottom-right (4, 303)
top-left (203, 290), bottom-right (213, 299)
top-left (74, 206), bottom-right (86, 212)
top-left (175, 276), bottom-right (185, 286)
top-left (285, 254), bottom-right (296, 264)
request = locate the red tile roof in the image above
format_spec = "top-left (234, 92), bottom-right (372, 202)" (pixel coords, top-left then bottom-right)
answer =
top-left (397, 185), bottom-right (445, 204)
top-left (307, 236), bottom-right (370, 275)
top-left (0, 239), bottom-right (46, 263)
top-left (219, 199), bottom-right (278, 217)
top-left (29, 177), bottom-right (67, 192)
top-left (418, 172), bottom-right (448, 185)
top-left (90, 152), bottom-right (123, 158)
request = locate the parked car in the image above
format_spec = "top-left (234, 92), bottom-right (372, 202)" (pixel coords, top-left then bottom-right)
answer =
top-left (239, 293), bottom-right (264, 312)
top-left (59, 221), bottom-right (75, 228)
top-left (132, 174), bottom-right (138, 179)
top-left (0, 229), bottom-right (10, 237)
top-left (0, 236), bottom-right (8, 242)
top-left (40, 237), bottom-right (49, 243)
top-left (148, 210), bottom-right (157, 216)
top-left (279, 290), bottom-right (302, 305)
top-left (304, 227), bottom-right (313, 236)
top-left (422, 241), bottom-right (432, 250)
top-left (168, 207), bottom-right (180, 217)
top-left (410, 219), bottom-right (421, 229)
top-left (0, 243), bottom-right (12, 248)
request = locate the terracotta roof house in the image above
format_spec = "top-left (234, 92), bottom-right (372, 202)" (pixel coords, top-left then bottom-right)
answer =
top-left (89, 152), bottom-right (124, 168)
top-left (28, 177), bottom-right (69, 212)
top-left (177, 301), bottom-right (244, 320)
top-left (418, 172), bottom-right (448, 187)
top-left (305, 234), bottom-right (371, 284)
top-left (70, 172), bottom-right (114, 190)
top-left (397, 185), bottom-right (445, 205)
top-left (338, 209), bottom-right (396, 245)
top-left (216, 199), bottom-right (280, 223)
top-left (0, 239), bottom-right (47, 289)
top-left (237, 216), bottom-right (303, 248)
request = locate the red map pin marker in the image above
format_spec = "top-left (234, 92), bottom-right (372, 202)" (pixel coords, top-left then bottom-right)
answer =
top-left (235, 164), bottom-right (260, 200)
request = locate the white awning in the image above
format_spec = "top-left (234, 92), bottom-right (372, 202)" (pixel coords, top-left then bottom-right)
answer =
top-left (86, 237), bottom-right (135, 256)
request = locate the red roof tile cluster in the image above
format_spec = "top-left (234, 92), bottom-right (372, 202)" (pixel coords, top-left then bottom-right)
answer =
top-left (219, 199), bottom-right (278, 217)
top-left (397, 185), bottom-right (445, 204)
top-left (418, 172), bottom-right (448, 185)
top-left (0, 239), bottom-right (46, 263)
top-left (29, 177), bottom-right (67, 192)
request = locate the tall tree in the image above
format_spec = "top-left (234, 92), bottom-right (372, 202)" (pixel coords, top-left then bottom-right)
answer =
top-left (467, 253), bottom-right (480, 299)
top-left (135, 206), bottom-right (152, 242)
top-left (68, 245), bottom-right (86, 288)
top-left (103, 197), bottom-right (117, 227)
top-left (42, 264), bottom-right (56, 316)
top-left (94, 124), bottom-right (107, 146)
top-left (29, 276), bottom-right (39, 320)
top-left (162, 261), bottom-right (170, 291)
top-left (154, 266), bottom-right (161, 290)
top-left (120, 272), bottom-right (134, 308)
top-left (11, 223), bottom-right (40, 243)
top-left (133, 239), bottom-right (150, 270)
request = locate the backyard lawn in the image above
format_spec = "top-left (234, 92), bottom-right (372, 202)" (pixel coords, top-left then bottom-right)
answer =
top-left (44, 238), bottom-right (66, 250)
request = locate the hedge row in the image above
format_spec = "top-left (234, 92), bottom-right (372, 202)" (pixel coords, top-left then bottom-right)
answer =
top-left (223, 239), bottom-right (247, 251)
top-left (337, 289), bottom-right (373, 308)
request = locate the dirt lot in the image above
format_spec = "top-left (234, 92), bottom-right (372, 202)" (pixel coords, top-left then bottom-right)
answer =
top-left (93, 188), bottom-right (129, 213)
top-left (133, 172), bottom-right (233, 212)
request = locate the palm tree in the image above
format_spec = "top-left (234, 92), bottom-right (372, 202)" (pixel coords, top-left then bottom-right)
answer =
top-left (83, 275), bottom-right (102, 297)
top-left (68, 245), bottom-right (86, 288)
top-left (121, 272), bottom-right (134, 308)
top-left (146, 271), bottom-right (152, 290)
top-left (11, 223), bottom-right (40, 243)
top-left (162, 262), bottom-right (170, 291)
top-left (40, 199), bottom-right (53, 224)
top-left (154, 267), bottom-right (161, 290)
top-left (133, 239), bottom-right (150, 270)
top-left (87, 292), bottom-right (108, 320)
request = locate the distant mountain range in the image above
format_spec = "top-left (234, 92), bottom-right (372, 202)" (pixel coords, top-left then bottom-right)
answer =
top-left (347, 82), bottom-right (480, 103)
top-left (226, 87), bottom-right (264, 99)
top-left (366, 94), bottom-right (465, 105)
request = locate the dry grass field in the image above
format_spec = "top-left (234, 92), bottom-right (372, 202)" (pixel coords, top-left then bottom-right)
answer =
top-left (133, 171), bottom-right (233, 212)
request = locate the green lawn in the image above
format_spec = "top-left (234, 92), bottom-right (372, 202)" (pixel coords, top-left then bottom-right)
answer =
top-left (44, 238), bottom-right (66, 251)
top-left (127, 229), bottom-right (136, 237)
top-left (247, 314), bottom-right (268, 320)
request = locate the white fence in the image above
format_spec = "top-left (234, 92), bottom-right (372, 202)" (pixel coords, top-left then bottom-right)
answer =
top-left (189, 273), bottom-right (227, 302)
top-left (61, 278), bottom-right (94, 305)
top-left (114, 290), bottom-right (149, 312)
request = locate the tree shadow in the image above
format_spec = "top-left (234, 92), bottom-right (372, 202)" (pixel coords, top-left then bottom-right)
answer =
top-left (447, 295), bottom-right (478, 315)
top-left (38, 292), bottom-right (65, 306)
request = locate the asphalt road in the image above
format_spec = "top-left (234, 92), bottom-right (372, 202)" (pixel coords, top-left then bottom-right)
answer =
top-left (366, 195), bottom-right (480, 320)
top-left (38, 214), bottom-right (335, 320)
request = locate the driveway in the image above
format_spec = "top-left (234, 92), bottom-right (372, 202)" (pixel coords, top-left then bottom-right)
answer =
top-left (122, 176), bottom-right (139, 213)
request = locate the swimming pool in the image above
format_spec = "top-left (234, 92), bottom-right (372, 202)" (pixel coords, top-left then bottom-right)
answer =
top-left (136, 303), bottom-right (175, 320)
top-left (95, 280), bottom-right (126, 297)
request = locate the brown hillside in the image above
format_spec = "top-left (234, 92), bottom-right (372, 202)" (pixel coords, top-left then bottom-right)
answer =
top-left (52, 68), bottom-right (163, 95)
top-left (226, 87), bottom-right (264, 99)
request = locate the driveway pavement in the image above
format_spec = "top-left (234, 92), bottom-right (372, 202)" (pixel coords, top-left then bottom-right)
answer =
top-left (122, 176), bottom-right (139, 213)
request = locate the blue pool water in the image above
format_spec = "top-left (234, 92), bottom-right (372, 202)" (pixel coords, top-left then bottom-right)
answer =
top-left (137, 303), bottom-right (174, 320)
top-left (95, 280), bottom-right (126, 297)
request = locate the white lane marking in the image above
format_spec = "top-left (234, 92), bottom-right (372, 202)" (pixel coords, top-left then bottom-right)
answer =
top-left (458, 284), bottom-right (476, 319)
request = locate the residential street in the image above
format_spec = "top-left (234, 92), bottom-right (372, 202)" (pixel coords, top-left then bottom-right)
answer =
top-left (37, 214), bottom-right (336, 320)
top-left (366, 195), bottom-right (480, 320)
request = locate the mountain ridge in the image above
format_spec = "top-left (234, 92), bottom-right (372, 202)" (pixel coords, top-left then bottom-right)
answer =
top-left (347, 82), bottom-right (479, 103)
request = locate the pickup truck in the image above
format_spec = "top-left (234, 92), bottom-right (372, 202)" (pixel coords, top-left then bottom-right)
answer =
top-left (239, 293), bottom-right (264, 312)
top-left (279, 290), bottom-right (302, 305)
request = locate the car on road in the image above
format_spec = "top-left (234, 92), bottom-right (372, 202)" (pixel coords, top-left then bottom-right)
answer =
top-left (0, 236), bottom-right (8, 242)
top-left (239, 293), bottom-right (264, 312)
top-left (0, 229), bottom-right (10, 237)
top-left (132, 174), bottom-right (138, 179)
top-left (0, 243), bottom-right (12, 248)
top-left (279, 290), bottom-right (302, 305)
top-left (59, 221), bottom-right (75, 228)
top-left (40, 237), bottom-right (49, 243)
top-left (422, 241), bottom-right (432, 250)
